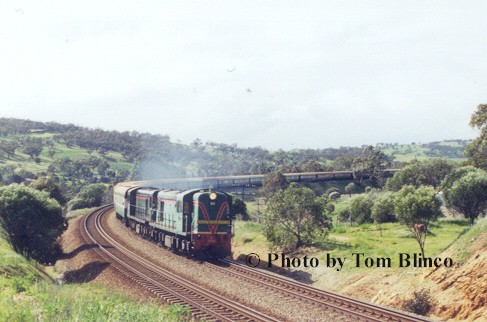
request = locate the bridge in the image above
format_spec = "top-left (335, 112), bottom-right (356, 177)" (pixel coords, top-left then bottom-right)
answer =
top-left (125, 169), bottom-right (399, 199)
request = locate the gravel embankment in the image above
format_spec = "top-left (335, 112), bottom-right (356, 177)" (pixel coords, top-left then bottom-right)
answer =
top-left (56, 210), bottom-right (348, 321)
top-left (55, 215), bottom-right (166, 306)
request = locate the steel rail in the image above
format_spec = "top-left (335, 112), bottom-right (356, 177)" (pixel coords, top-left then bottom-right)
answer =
top-left (214, 258), bottom-right (432, 322)
top-left (81, 206), bottom-right (279, 322)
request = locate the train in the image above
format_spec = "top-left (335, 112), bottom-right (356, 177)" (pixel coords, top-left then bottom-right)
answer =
top-left (116, 169), bottom-right (399, 191)
top-left (113, 182), bottom-right (234, 259)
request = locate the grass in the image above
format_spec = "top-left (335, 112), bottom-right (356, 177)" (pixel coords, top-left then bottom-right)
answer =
top-left (233, 212), bottom-right (474, 272)
top-left (438, 141), bottom-right (462, 147)
top-left (0, 133), bottom-right (132, 177)
top-left (318, 218), bottom-right (468, 270)
top-left (235, 180), bottom-right (482, 276)
top-left (233, 221), bottom-right (266, 246)
top-left (65, 207), bottom-right (100, 219)
top-left (442, 217), bottom-right (487, 263)
top-left (0, 236), bottom-right (190, 321)
top-left (245, 198), bottom-right (265, 221)
top-left (380, 142), bottom-right (468, 163)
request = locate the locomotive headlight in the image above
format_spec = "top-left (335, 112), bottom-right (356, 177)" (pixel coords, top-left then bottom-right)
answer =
top-left (209, 192), bottom-right (217, 201)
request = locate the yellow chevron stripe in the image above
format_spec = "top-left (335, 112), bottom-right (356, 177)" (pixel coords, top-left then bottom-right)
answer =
top-left (198, 220), bottom-right (231, 224)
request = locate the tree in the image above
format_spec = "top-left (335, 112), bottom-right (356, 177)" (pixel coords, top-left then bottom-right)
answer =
top-left (22, 138), bottom-right (44, 160)
top-left (302, 161), bottom-right (323, 172)
top-left (465, 104), bottom-right (487, 170)
top-left (439, 166), bottom-right (478, 193)
top-left (0, 140), bottom-right (19, 159)
top-left (0, 184), bottom-right (67, 263)
top-left (96, 160), bottom-right (110, 176)
top-left (328, 191), bottom-right (341, 200)
top-left (350, 194), bottom-right (374, 224)
top-left (386, 159), bottom-right (456, 191)
top-left (372, 192), bottom-right (396, 224)
top-left (337, 207), bottom-right (352, 225)
top-left (30, 177), bottom-right (66, 205)
top-left (48, 146), bottom-right (57, 159)
top-left (260, 170), bottom-right (287, 199)
top-left (68, 183), bottom-right (107, 210)
top-left (443, 168), bottom-right (487, 225)
top-left (394, 185), bottom-right (442, 258)
top-left (352, 145), bottom-right (391, 187)
top-left (344, 182), bottom-right (356, 196)
top-left (232, 196), bottom-right (250, 220)
top-left (0, 164), bottom-right (25, 185)
top-left (263, 184), bottom-right (332, 248)
top-left (372, 192), bottom-right (396, 235)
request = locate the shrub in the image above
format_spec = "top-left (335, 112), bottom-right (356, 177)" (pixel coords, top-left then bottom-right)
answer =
top-left (328, 191), bottom-right (341, 200)
top-left (0, 184), bottom-right (66, 263)
top-left (337, 207), bottom-right (351, 223)
top-left (372, 192), bottom-right (397, 224)
top-left (402, 289), bottom-right (436, 316)
top-left (68, 183), bottom-right (107, 210)
top-left (350, 194), bottom-right (373, 224)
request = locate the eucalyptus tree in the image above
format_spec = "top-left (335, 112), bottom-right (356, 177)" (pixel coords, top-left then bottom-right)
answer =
top-left (352, 145), bottom-right (391, 187)
top-left (394, 185), bottom-right (442, 258)
top-left (263, 183), bottom-right (332, 248)
top-left (443, 168), bottom-right (487, 225)
top-left (465, 104), bottom-right (487, 170)
top-left (0, 185), bottom-right (66, 263)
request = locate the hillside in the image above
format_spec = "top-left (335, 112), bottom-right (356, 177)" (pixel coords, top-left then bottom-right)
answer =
top-left (0, 117), bottom-right (482, 320)
top-left (0, 233), bottom-right (189, 321)
top-left (379, 140), bottom-right (470, 162)
top-left (0, 118), bottom-right (470, 183)
top-left (232, 215), bottom-right (486, 321)
top-left (371, 217), bottom-right (487, 321)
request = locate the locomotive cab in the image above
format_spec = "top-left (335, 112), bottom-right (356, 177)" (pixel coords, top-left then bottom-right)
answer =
top-left (192, 191), bottom-right (233, 258)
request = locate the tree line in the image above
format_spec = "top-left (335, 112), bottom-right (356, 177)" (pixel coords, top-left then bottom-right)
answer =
top-left (0, 104), bottom-right (485, 265)
top-left (259, 105), bottom-right (487, 257)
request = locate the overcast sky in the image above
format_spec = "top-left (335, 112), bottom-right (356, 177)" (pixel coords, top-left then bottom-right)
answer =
top-left (1, 1), bottom-right (485, 150)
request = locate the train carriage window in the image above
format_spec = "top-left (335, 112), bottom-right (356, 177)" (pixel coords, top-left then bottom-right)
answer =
top-left (159, 201), bottom-right (164, 221)
top-left (145, 199), bottom-right (148, 219)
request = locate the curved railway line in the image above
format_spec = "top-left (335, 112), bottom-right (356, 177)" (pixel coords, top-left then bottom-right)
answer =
top-left (81, 205), bottom-right (279, 322)
top-left (206, 259), bottom-right (431, 322)
top-left (81, 205), bottom-right (431, 322)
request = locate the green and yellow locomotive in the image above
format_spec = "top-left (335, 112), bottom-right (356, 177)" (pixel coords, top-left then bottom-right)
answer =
top-left (114, 182), bottom-right (233, 258)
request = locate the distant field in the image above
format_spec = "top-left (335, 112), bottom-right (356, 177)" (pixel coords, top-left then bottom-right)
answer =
top-left (0, 133), bottom-right (133, 177)
top-left (379, 140), bottom-right (470, 163)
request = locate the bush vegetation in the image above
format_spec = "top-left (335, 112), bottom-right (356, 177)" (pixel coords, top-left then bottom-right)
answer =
top-left (0, 237), bottom-right (190, 321)
top-left (402, 289), bottom-right (436, 316)
top-left (68, 183), bottom-right (107, 211)
top-left (0, 185), bottom-right (67, 263)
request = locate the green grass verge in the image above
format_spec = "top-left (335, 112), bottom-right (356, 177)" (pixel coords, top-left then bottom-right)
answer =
top-left (442, 217), bottom-right (487, 263)
top-left (234, 214), bottom-right (477, 272)
top-left (0, 237), bottom-right (190, 321)
top-left (233, 221), bottom-right (267, 246)
top-left (318, 218), bottom-right (469, 270)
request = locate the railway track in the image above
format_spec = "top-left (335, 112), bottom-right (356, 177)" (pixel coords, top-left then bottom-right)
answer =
top-left (205, 259), bottom-right (432, 322)
top-left (80, 205), bottom-right (279, 322)
top-left (81, 205), bottom-right (431, 321)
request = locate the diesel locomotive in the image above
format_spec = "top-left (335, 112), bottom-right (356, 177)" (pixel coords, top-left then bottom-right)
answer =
top-left (114, 182), bottom-right (234, 258)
